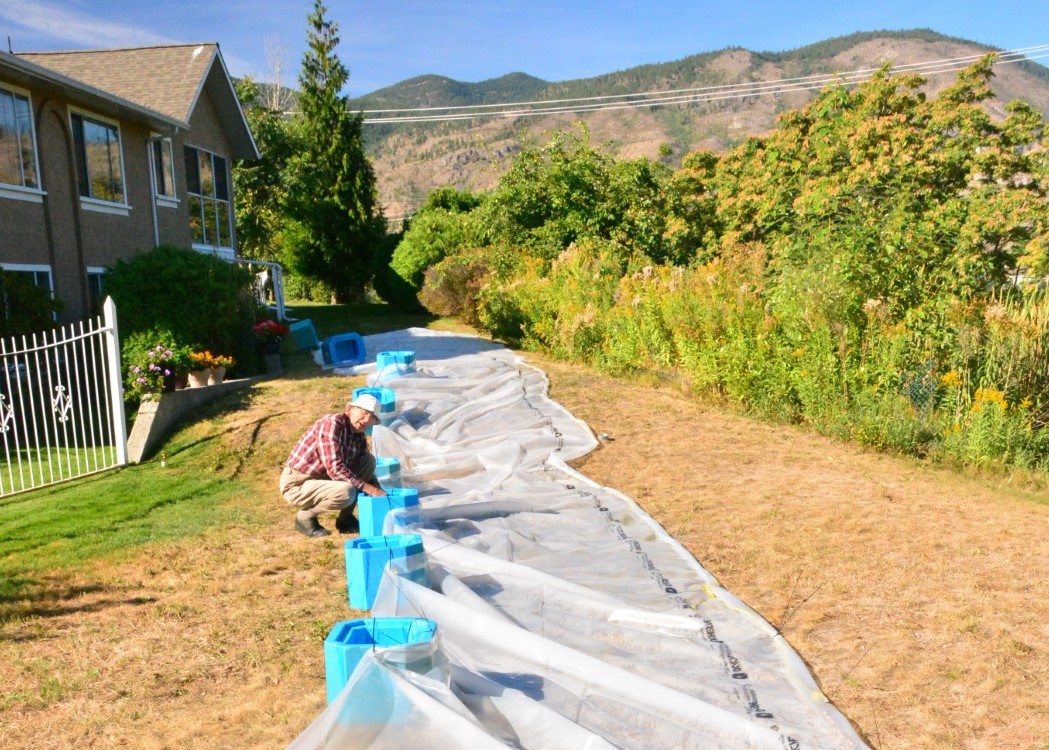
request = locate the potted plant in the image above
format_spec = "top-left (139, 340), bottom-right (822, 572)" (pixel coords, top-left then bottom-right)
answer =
top-left (188, 350), bottom-right (217, 387)
top-left (253, 319), bottom-right (290, 354)
top-left (209, 353), bottom-right (235, 385)
top-left (122, 331), bottom-right (191, 401)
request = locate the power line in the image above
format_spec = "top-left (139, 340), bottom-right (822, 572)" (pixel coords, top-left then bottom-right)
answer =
top-left (360, 45), bottom-right (1049, 125)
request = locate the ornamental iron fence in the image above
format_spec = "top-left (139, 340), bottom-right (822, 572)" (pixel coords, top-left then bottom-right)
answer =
top-left (0, 297), bottom-right (127, 498)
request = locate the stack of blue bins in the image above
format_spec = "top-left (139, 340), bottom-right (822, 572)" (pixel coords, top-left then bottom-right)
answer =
top-left (321, 345), bottom-right (432, 704)
top-left (326, 533), bottom-right (432, 699)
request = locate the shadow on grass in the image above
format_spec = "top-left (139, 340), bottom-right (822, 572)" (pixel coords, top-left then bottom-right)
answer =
top-left (0, 574), bottom-right (158, 638)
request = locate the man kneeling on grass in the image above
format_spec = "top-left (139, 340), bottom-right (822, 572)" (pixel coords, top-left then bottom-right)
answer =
top-left (279, 394), bottom-right (387, 538)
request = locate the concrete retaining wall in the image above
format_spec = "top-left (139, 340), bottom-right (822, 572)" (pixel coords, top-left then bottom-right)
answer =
top-left (127, 378), bottom-right (258, 463)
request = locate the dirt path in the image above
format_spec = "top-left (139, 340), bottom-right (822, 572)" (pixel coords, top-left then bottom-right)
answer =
top-left (2, 351), bottom-right (1048, 749)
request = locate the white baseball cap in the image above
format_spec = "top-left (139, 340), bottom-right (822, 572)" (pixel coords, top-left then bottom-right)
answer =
top-left (347, 393), bottom-right (382, 420)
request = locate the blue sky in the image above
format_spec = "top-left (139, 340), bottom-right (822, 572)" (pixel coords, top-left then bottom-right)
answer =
top-left (1, 0), bottom-right (1047, 96)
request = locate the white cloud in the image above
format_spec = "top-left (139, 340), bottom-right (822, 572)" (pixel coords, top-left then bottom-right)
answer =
top-left (0, 0), bottom-right (182, 49)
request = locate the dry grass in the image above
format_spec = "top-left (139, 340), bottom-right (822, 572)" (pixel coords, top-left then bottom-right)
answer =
top-left (3, 350), bottom-right (1049, 749)
top-left (536, 355), bottom-right (1049, 750)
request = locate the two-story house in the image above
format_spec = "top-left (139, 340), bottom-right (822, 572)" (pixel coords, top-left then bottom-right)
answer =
top-left (0, 43), bottom-right (259, 323)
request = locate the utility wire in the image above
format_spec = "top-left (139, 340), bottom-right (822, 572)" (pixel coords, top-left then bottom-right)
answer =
top-left (360, 45), bottom-right (1049, 125)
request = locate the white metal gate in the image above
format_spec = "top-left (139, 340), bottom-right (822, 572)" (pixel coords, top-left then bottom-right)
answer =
top-left (0, 297), bottom-right (127, 497)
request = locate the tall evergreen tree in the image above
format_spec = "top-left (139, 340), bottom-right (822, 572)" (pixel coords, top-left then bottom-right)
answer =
top-left (285, 0), bottom-right (384, 302)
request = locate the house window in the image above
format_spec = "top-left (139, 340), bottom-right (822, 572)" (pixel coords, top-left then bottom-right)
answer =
top-left (185, 146), bottom-right (233, 252)
top-left (0, 264), bottom-right (56, 325)
top-left (1, 264), bottom-right (53, 293)
top-left (71, 112), bottom-right (125, 204)
top-left (86, 267), bottom-right (106, 314)
top-left (0, 86), bottom-right (39, 190)
top-left (151, 137), bottom-right (176, 200)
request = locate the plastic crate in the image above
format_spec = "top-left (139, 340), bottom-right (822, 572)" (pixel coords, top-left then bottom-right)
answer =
top-left (321, 332), bottom-right (366, 367)
top-left (375, 350), bottom-right (416, 377)
top-left (289, 319), bottom-right (320, 350)
top-left (373, 456), bottom-right (401, 488)
top-left (358, 487), bottom-right (420, 538)
top-left (324, 617), bottom-right (437, 703)
top-left (344, 533), bottom-right (428, 610)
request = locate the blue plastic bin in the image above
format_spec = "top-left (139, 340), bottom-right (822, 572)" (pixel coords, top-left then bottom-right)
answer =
top-left (344, 533), bottom-right (428, 610)
top-left (324, 617), bottom-right (437, 703)
top-left (358, 487), bottom-right (420, 538)
top-left (289, 319), bottom-right (320, 350)
top-left (373, 456), bottom-right (401, 488)
top-left (375, 350), bottom-right (416, 377)
top-left (321, 332), bottom-right (366, 367)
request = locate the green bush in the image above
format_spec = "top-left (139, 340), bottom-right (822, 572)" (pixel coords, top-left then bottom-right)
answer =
top-left (417, 252), bottom-right (491, 325)
top-left (283, 271), bottom-right (337, 303)
top-left (104, 245), bottom-right (258, 377)
top-left (390, 209), bottom-right (470, 292)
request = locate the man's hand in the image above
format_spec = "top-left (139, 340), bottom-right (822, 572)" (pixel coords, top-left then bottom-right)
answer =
top-left (362, 483), bottom-right (387, 497)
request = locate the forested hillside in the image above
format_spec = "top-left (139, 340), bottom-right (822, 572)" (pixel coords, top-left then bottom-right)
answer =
top-left (346, 29), bottom-right (1049, 219)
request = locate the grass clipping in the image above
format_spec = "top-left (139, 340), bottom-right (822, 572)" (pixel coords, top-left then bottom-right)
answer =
top-left (2, 351), bottom-right (1049, 749)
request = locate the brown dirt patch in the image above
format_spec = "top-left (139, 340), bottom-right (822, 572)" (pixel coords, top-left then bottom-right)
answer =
top-left (2, 350), bottom-right (1048, 749)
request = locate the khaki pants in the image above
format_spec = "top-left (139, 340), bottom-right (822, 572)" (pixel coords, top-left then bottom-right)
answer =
top-left (279, 453), bottom-right (377, 516)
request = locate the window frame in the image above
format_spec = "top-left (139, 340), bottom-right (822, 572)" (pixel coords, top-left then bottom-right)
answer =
top-left (150, 135), bottom-right (178, 208)
top-left (0, 83), bottom-right (44, 203)
top-left (69, 107), bottom-right (129, 214)
top-left (0, 263), bottom-right (54, 294)
top-left (184, 144), bottom-right (235, 258)
top-left (86, 266), bottom-right (106, 314)
top-left (0, 263), bottom-right (56, 322)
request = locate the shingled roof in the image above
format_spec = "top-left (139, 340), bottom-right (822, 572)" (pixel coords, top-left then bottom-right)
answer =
top-left (18, 43), bottom-right (258, 160)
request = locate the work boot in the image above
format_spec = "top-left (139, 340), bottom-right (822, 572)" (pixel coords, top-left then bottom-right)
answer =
top-left (294, 513), bottom-right (331, 538)
top-left (335, 507), bottom-right (359, 535)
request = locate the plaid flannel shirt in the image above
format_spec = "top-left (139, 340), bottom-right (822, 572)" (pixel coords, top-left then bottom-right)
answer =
top-left (285, 413), bottom-right (368, 488)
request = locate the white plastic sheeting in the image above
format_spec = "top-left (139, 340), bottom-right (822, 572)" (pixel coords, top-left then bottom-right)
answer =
top-left (287, 329), bottom-right (868, 750)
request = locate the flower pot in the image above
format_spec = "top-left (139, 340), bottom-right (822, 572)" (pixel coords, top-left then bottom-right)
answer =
top-left (188, 369), bottom-right (211, 388)
top-left (264, 352), bottom-right (283, 375)
top-left (208, 366), bottom-right (226, 386)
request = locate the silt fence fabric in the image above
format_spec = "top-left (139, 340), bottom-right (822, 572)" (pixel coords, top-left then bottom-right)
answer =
top-left (287, 328), bottom-right (867, 750)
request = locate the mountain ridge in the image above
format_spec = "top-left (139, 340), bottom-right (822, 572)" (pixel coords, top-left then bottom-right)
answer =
top-left (337, 29), bottom-right (1049, 220)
